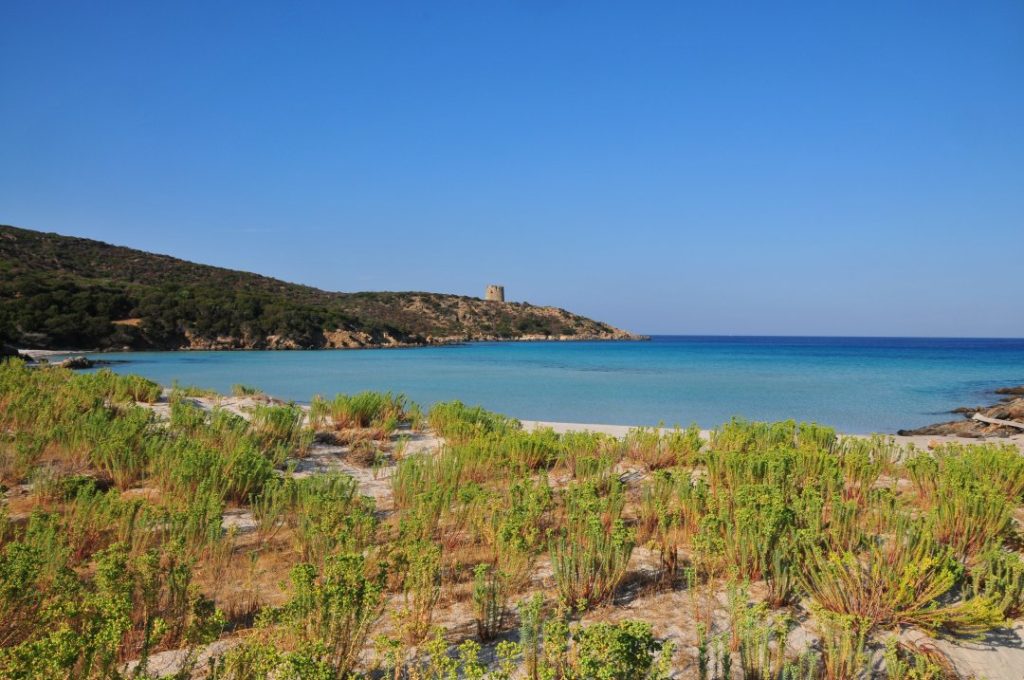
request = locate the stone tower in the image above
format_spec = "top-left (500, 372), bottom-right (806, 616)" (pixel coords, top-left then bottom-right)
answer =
top-left (485, 284), bottom-right (505, 302)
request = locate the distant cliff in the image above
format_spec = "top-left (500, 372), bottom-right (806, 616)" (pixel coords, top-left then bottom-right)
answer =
top-left (0, 225), bottom-right (645, 351)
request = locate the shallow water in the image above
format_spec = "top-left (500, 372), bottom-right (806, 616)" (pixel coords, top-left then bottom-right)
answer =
top-left (82, 336), bottom-right (1024, 433)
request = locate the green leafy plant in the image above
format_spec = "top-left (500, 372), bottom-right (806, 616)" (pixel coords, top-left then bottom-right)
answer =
top-left (281, 552), bottom-right (387, 676)
top-left (473, 563), bottom-right (505, 641)
top-left (798, 522), bottom-right (1004, 636)
top-left (965, 546), bottom-right (1024, 618)
top-left (550, 481), bottom-right (634, 611)
top-left (398, 540), bottom-right (442, 644)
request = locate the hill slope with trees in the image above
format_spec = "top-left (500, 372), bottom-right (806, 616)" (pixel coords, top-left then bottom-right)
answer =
top-left (0, 225), bottom-right (642, 350)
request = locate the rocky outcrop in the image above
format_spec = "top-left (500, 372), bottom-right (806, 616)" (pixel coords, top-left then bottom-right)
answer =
top-left (322, 329), bottom-right (418, 349)
top-left (425, 331), bottom-right (647, 344)
top-left (170, 328), bottom-right (645, 351)
top-left (1, 344), bottom-right (30, 362)
top-left (898, 386), bottom-right (1024, 437)
top-left (56, 356), bottom-right (96, 369)
top-left (167, 321), bottom-right (644, 351)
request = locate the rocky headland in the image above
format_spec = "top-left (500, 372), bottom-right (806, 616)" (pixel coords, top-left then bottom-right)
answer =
top-left (0, 224), bottom-right (645, 352)
top-left (898, 385), bottom-right (1024, 438)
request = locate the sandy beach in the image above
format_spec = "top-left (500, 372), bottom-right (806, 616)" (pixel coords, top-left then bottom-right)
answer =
top-left (522, 419), bottom-right (1024, 452)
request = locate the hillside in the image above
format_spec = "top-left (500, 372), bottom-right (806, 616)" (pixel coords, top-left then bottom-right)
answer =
top-left (0, 225), bottom-right (642, 350)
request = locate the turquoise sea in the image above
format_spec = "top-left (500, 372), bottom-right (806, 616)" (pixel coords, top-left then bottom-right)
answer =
top-left (82, 336), bottom-right (1024, 434)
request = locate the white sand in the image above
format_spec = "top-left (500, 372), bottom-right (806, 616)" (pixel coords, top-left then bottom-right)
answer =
top-left (17, 348), bottom-right (87, 360)
top-left (522, 419), bottom-right (1024, 451)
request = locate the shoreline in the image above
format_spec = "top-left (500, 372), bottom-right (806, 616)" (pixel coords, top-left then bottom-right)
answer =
top-left (521, 419), bottom-right (1024, 451)
top-left (15, 335), bottom-right (650, 357)
top-left (15, 350), bottom-right (1024, 444)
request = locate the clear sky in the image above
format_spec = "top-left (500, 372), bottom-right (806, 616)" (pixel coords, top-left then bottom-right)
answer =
top-left (2, 2), bottom-right (1022, 337)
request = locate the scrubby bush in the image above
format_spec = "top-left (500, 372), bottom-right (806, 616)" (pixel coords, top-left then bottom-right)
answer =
top-left (231, 383), bottom-right (263, 397)
top-left (397, 540), bottom-right (442, 643)
top-left (965, 547), bottom-right (1024, 619)
top-left (473, 563), bottom-right (505, 641)
top-left (249, 403), bottom-right (314, 459)
top-left (281, 553), bottom-right (387, 676)
top-left (293, 473), bottom-right (376, 563)
top-left (520, 609), bottom-right (673, 680)
top-left (315, 391), bottom-right (407, 432)
top-left (427, 400), bottom-right (519, 442)
top-left (550, 480), bottom-right (634, 611)
top-left (798, 521), bottom-right (1003, 636)
top-left (638, 469), bottom-right (707, 578)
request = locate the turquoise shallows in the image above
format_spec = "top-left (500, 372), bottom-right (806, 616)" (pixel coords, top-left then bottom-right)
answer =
top-left (83, 336), bottom-right (1024, 434)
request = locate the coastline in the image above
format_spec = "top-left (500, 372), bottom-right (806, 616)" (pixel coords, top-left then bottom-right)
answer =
top-left (15, 341), bottom-right (1024, 439)
top-left (15, 334), bottom-right (650, 356)
top-left (522, 419), bottom-right (1024, 452)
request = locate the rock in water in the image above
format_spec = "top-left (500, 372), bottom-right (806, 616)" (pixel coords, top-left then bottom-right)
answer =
top-left (899, 388), bottom-right (1024, 438)
top-left (1, 344), bottom-right (30, 362)
top-left (56, 356), bottom-right (95, 369)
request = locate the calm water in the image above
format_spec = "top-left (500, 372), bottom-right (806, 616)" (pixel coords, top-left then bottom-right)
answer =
top-left (82, 336), bottom-right (1024, 434)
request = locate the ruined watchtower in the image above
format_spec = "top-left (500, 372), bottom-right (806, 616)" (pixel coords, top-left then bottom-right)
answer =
top-left (485, 284), bottom-right (505, 302)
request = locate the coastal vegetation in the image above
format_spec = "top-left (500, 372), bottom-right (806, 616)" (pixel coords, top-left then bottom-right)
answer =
top-left (0, 225), bottom-right (639, 351)
top-left (2, 358), bottom-right (1023, 678)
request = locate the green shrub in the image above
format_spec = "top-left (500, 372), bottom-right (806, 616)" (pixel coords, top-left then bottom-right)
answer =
top-left (83, 405), bottom-right (156, 489)
top-left (965, 547), bottom-right (1024, 619)
top-left (814, 609), bottom-right (870, 680)
top-left (929, 480), bottom-right (1011, 561)
top-left (694, 483), bottom-right (794, 580)
top-left (77, 368), bottom-right (162, 403)
top-left (473, 563), bottom-right (505, 641)
top-left (625, 426), bottom-right (671, 469)
top-left (0, 541), bottom-right (223, 679)
top-left (427, 400), bottom-right (519, 442)
top-left (908, 443), bottom-right (1024, 504)
top-left (638, 470), bottom-right (707, 578)
top-left (550, 481), bottom-right (634, 611)
top-left (662, 424), bottom-right (704, 465)
top-left (398, 540), bottom-right (442, 643)
top-left (535, 617), bottom-right (673, 680)
top-left (320, 391), bottom-right (407, 431)
top-left (883, 638), bottom-right (955, 680)
top-left (798, 521), bottom-right (1003, 636)
top-left (293, 473), bottom-right (376, 563)
top-left (170, 380), bottom-right (218, 398)
top-left (392, 452), bottom-right (463, 511)
top-left (503, 427), bottom-right (560, 471)
top-left (231, 383), bottom-right (263, 397)
top-left (735, 603), bottom-right (791, 680)
top-left (282, 553), bottom-right (387, 676)
top-left (249, 403), bottom-right (314, 460)
top-left (0, 541), bottom-right (47, 648)
top-left (159, 401), bottom-right (277, 501)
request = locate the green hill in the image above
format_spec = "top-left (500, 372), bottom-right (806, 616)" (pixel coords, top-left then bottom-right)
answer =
top-left (0, 225), bottom-right (642, 350)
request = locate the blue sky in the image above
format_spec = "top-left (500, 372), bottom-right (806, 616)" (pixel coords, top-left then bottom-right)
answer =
top-left (2, 2), bottom-right (1022, 337)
